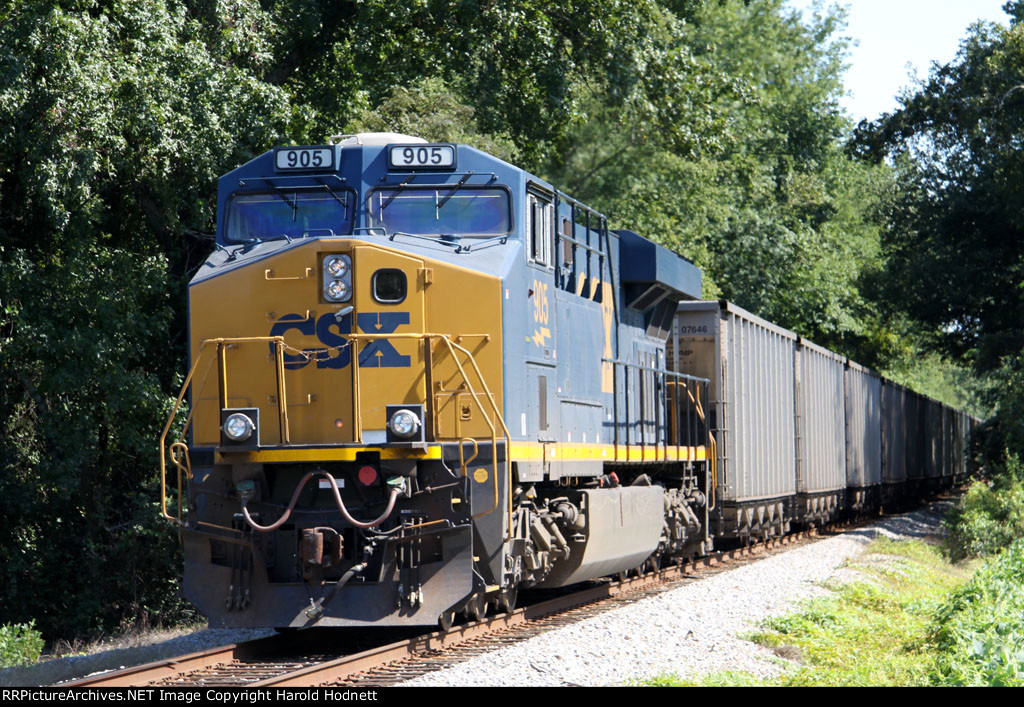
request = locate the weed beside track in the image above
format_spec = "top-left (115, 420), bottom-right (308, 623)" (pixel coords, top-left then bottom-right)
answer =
top-left (645, 535), bottom-right (1020, 686)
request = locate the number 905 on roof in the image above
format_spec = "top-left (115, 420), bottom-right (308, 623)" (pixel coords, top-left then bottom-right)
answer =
top-left (388, 143), bottom-right (456, 170)
top-left (274, 146), bottom-right (335, 171)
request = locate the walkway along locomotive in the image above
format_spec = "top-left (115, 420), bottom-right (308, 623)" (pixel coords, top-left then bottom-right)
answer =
top-left (159, 134), bottom-right (974, 630)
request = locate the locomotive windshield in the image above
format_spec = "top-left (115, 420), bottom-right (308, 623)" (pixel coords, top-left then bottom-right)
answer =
top-left (368, 187), bottom-right (511, 236)
top-left (225, 190), bottom-right (353, 242)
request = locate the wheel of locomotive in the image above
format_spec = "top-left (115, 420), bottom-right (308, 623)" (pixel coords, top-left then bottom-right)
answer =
top-left (464, 593), bottom-right (487, 622)
top-left (497, 585), bottom-right (517, 614)
top-left (438, 609), bottom-right (456, 632)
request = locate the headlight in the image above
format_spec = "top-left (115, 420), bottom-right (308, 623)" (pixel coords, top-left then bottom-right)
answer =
top-left (388, 409), bottom-right (421, 439)
top-left (323, 254), bottom-right (352, 302)
top-left (223, 413), bottom-right (255, 442)
top-left (326, 279), bottom-right (349, 300)
top-left (326, 255), bottom-right (349, 277)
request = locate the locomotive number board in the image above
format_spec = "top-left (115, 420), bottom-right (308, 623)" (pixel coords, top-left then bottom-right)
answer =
top-left (275, 146), bottom-right (335, 171)
top-left (388, 144), bottom-right (456, 170)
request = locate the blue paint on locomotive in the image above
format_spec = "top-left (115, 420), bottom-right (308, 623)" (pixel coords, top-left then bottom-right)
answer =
top-left (200, 137), bottom-right (703, 461)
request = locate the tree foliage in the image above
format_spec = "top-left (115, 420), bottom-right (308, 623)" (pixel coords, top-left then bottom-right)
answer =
top-left (0, 0), bottom-right (289, 639)
top-left (549, 0), bottom-right (893, 360)
top-left (852, 5), bottom-right (1024, 460)
top-left (854, 8), bottom-right (1024, 372)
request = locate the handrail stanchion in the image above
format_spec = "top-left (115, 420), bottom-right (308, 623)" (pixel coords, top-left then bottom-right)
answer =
top-left (159, 342), bottom-right (213, 523)
top-left (217, 342), bottom-right (228, 409)
top-left (351, 338), bottom-right (363, 443)
top-left (458, 437), bottom-right (479, 476)
top-left (274, 340), bottom-right (290, 444)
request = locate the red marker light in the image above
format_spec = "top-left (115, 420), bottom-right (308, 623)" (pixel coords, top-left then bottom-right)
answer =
top-left (358, 465), bottom-right (378, 486)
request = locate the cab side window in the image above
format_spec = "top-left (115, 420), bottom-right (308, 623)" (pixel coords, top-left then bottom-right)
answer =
top-left (528, 193), bottom-right (553, 266)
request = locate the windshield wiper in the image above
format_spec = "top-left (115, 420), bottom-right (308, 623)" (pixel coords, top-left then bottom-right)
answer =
top-left (315, 180), bottom-right (349, 209)
top-left (385, 230), bottom-right (509, 254)
top-left (437, 172), bottom-right (472, 209)
top-left (379, 174), bottom-right (415, 211)
top-left (387, 231), bottom-right (461, 250)
top-left (231, 234), bottom-right (295, 253)
top-left (454, 234), bottom-right (508, 253)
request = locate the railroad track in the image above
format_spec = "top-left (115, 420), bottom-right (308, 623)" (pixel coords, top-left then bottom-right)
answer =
top-left (61, 526), bottom-right (831, 688)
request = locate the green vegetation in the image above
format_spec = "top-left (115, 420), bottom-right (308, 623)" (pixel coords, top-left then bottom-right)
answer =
top-left (945, 456), bottom-right (1024, 562)
top-left (742, 539), bottom-right (969, 686)
top-left (552, 0), bottom-right (894, 362)
top-left (644, 539), bottom-right (975, 686)
top-left (932, 538), bottom-right (1024, 685)
top-left (0, 622), bottom-right (44, 668)
top-left (646, 537), bottom-right (1024, 686)
top-left (856, 4), bottom-right (1024, 456)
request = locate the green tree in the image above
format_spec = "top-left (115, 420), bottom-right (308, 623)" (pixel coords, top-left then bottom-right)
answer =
top-left (0, 0), bottom-right (290, 639)
top-left (852, 5), bottom-right (1024, 457)
top-left (231, 0), bottom-right (719, 168)
top-left (853, 10), bottom-right (1024, 373)
top-left (551, 0), bottom-right (893, 360)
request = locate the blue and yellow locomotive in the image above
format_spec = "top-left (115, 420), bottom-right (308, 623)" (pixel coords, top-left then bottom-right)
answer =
top-left (160, 133), bottom-right (713, 629)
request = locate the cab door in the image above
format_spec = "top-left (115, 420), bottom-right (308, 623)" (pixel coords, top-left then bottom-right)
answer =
top-left (350, 244), bottom-right (427, 442)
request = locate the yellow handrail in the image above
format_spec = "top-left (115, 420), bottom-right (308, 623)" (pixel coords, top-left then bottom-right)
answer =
top-left (458, 437), bottom-right (479, 474)
top-left (159, 336), bottom-right (289, 524)
top-left (159, 332), bottom-right (512, 539)
top-left (439, 336), bottom-right (512, 536)
top-left (684, 383), bottom-right (717, 512)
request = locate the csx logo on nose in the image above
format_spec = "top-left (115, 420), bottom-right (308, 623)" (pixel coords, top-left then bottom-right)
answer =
top-left (269, 312), bottom-right (411, 370)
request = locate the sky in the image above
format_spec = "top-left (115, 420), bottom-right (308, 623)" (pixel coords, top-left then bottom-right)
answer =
top-left (786, 0), bottom-right (1012, 123)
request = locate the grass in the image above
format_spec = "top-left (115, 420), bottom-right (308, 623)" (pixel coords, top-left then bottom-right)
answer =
top-left (642, 538), bottom-right (976, 686)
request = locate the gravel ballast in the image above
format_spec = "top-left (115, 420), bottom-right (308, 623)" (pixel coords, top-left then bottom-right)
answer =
top-left (400, 502), bottom-right (951, 687)
top-left (0, 502), bottom-right (949, 687)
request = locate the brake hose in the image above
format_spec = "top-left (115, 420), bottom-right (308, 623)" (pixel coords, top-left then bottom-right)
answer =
top-left (240, 470), bottom-right (400, 532)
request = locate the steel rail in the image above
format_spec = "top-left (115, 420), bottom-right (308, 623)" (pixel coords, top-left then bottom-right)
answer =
top-left (261, 530), bottom-right (825, 687)
top-left (58, 637), bottom-right (285, 687)
top-left (57, 525), bottom-right (832, 688)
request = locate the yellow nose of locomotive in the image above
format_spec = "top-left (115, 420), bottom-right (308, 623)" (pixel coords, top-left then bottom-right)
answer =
top-left (187, 238), bottom-right (502, 448)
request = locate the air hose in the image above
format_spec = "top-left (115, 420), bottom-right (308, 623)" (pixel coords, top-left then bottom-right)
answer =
top-left (239, 470), bottom-right (401, 532)
top-left (305, 562), bottom-right (367, 621)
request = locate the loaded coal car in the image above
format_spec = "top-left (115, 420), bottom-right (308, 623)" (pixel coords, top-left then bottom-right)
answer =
top-left (159, 134), bottom-right (713, 630)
